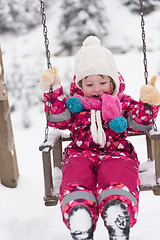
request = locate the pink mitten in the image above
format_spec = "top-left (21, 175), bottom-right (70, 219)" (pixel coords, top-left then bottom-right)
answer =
top-left (101, 94), bottom-right (122, 121)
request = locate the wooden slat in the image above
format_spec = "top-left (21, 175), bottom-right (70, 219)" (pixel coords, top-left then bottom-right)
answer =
top-left (42, 149), bottom-right (59, 206)
top-left (154, 137), bottom-right (160, 180)
top-left (140, 185), bottom-right (160, 194)
top-left (147, 132), bottom-right (160, 182)
top-left (146, 134), bottom-right (154, 161)
top-left (52, 139), bottom-right (63, 168)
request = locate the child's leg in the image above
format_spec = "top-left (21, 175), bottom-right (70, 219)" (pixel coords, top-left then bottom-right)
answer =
top-left (96, 155), bottom-right (140, 238)
top-left (60, 156), bottom-right (98, 239)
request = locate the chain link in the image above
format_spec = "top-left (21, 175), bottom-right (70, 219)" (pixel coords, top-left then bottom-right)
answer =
top-left (39, 0), bottom-right (53, 142)
top-left (139, 0), bottom-right (148, 84)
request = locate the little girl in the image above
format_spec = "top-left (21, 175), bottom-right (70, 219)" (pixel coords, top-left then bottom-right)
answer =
top-left (39, 36), bottom-right (160, 240)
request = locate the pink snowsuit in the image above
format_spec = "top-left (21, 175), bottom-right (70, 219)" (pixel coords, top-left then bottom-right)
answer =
top-left (43, 74), bottom-right (159, 229)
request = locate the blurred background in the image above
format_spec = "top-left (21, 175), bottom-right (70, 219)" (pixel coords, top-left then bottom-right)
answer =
top-left (1, 0), bottom-right (160, 127)
top-left (1, 1), bottom-right (160, 240)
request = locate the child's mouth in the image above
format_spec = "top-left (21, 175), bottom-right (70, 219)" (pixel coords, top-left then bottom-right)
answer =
top-left (93, 95), bottom-right (100, 99)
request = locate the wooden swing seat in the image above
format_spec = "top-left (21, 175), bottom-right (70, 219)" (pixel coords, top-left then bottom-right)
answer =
top-left (39, 130), bottom-right (160, 206)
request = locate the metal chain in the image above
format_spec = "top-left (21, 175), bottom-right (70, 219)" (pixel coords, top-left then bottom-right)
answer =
top-left (139, 0), bottom-right (148, 84)
top-left (39, 0), bottom-right (52, 69)
top-left (150, 105), bottom-right (158, 131)
top-left (139, 0), bottom-right (157, 131)
top-left (39, 0), bottom-right (53, 142)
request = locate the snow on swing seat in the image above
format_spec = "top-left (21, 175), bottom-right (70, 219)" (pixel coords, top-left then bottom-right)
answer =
top-left (139, 160), bottom-right (160, 187)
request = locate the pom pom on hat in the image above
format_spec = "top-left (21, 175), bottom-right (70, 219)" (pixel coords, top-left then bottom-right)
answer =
top-left (66, 97), bottom-right (84, 113)
top-left (109, 116), bottom-right (127, 133)
top-left (83, 36), bottom-right (101, 47)
top-left (75, 35), bottom-right (119, 95)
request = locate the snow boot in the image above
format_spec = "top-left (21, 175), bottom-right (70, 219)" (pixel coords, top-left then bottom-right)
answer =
top-left (103, 199), bottom-right (130, 240)
top-left (68, 205), bottom-right (94, 240)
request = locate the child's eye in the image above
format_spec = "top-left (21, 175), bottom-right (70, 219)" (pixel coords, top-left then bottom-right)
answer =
top-left (100, 82), bottom-right (107, 85)
top-left (86, 84), bottom-right (93, 87)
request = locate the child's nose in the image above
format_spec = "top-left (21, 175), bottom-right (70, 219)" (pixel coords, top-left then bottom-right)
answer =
top-left (94, 86), bottom-right (101, 93)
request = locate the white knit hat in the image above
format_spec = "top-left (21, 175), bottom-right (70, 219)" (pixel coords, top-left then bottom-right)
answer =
top-left (75, 35), bottom-right (119, 95)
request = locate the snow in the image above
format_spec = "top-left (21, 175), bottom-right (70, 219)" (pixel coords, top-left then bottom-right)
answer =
top-left (139, 160), bottom-right (157, 187)
top-left (53, 167), bottom-right (62, 196)
top-left (39, 128), bottom-right (70, 149)
top-left (103, 202), bottom-right (129, 238)
top-left (149, 128), bottom-right (160, 135)
top-left (69, 207), bottom-right (92, 239)
top-left (1, 0), bottom-right (160, 239)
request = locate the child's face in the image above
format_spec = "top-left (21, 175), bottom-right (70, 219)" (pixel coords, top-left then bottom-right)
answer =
top-left (81, 75), bottom-right (113, 98)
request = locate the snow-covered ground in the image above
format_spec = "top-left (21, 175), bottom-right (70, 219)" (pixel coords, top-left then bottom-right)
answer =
top-left (1, 0), bottom-right (160, 239)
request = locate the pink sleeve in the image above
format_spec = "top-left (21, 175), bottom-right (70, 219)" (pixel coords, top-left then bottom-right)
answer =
top-left (121, 94), bottom-right (159, 133)
top-left (43, 87), bottom-right (72, 130)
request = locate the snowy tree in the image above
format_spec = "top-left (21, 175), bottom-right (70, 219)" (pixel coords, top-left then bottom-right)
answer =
top-left (4, 53), bottom-right (42, 128)
top-left (122, 0), bottom-right (160, 15)
top-left (0, 0), bottom-right (53, 34)
top-left (57, 0), bottom-right (108, 55)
